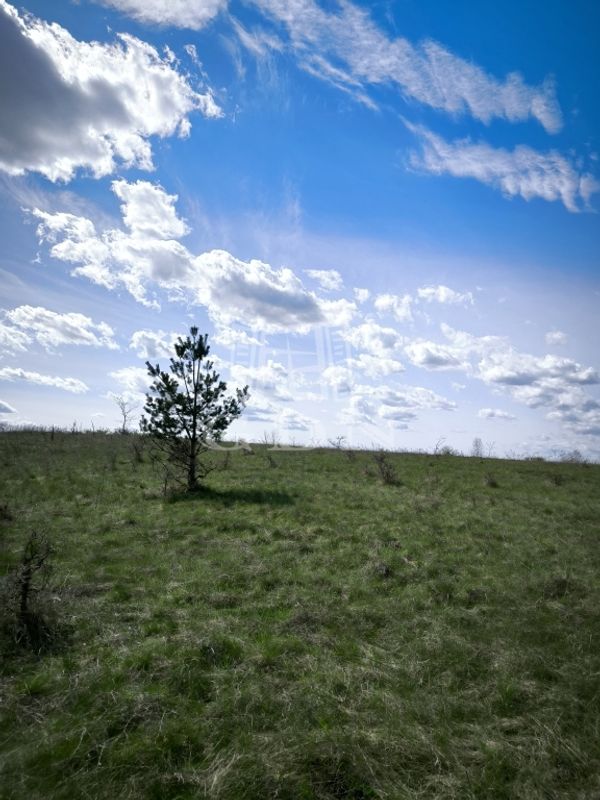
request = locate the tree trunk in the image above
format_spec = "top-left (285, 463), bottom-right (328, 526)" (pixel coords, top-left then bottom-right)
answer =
top-left (187, 441), bottom-right (198, 492)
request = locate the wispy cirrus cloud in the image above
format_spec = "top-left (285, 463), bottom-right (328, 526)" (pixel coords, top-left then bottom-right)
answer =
top-left (0, 0), bottom-right (220, 182)
top-left (246, 0), bottom-right (562, 131)
top-left (406, 122), bottom-right (599, 211)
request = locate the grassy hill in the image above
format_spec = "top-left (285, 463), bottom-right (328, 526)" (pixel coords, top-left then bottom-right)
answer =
top-left (1, 429), bottom-right (599, 799)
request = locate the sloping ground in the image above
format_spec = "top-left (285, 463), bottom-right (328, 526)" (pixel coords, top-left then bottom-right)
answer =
top-left (1, 430), bottom-right (599, 799)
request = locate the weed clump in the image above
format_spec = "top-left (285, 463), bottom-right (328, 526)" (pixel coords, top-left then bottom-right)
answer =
top-left (1, 531), bottom-right (65, 653)
top-left (372, 450), bottom-right (402, 486)
top-left (483, 472), bottom-right (499, 488)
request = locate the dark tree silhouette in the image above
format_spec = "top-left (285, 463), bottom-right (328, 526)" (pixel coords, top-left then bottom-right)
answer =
top-left (140, 328), bottom-right (249, 492)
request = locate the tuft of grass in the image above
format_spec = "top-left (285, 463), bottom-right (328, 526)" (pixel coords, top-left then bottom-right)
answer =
top-left (1, 429), bottom-right (600, 799)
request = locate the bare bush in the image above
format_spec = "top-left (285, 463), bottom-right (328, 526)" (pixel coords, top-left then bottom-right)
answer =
top-left (471, 437), bottom-right (484, 458)
top-left (372, 450), bottom-right (401, 486)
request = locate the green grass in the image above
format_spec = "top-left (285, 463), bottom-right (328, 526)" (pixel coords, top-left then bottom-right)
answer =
top-left (1, 430), bottom-right (599, 799)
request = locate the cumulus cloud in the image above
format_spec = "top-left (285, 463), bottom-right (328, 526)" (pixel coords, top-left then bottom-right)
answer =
top-left (229, 360), bottom-right (294, 401)
top-left (407, 123), bottom-right (598, 211)
top-left (346, 353), bottom-right (404, 378)
top-left (341, 321), bottom-right (403, 354)
top-left (479, 352), bottom-right (598, 387)
top-left (109, 366), bottom-right (150, 396)
top-left (97, 0), bottom-right (227, 29)
top-left (250, 0), bottom-right (562, 131)
top-left (3, 305), bottom-right (117, 350)
top-left (374, 293), bottom-right (413, 322)
top-left (32, 179), bottom-right (353, 333)
top-left (322, 365), bottom-right (354, 393)
top-left (241, 394), bottom-right (313, 431)
top-left (0, 0), bottom-right (220, 182)
top-left (405, 322), bottom-right (600, 438)
top-left (545, 330), bottom-right (568, 346)
top-left (340, 395), bottom-right (377, 426)
top-left (278, 407), bottom-right (313, 431)
top-left (113, 180), bottom-right (190, 240)
top-left (353, 288), bottom-right (370, 304)
top-left (478, 408), bottom-right (516, 421)
top-left (305, 269), bottom-right (343, 291)
top-left (212, 327), bottom-right (263, 348)
top-left (341, 381), bottom-right (455, 429)
top-left (129, 329), bottom-right (181, 359)
top-left (417, 285), bottom-right (474, 306)
top-left (404, 340), bottom-right (465, 370)
top-left (0, 399), bottom-right (16, 413)
top-left (0, 366), bottom-right (88, 393)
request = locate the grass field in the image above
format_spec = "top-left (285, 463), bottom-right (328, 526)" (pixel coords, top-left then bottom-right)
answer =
top-left (1, 429), bottom-right (599, 799)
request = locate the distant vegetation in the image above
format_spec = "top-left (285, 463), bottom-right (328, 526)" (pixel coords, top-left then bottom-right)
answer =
top-left (1, 428), bottom-right (599, 799)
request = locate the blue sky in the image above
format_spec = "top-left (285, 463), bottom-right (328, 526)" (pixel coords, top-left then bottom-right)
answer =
top-left (0, 0), bottom-right (599, 458)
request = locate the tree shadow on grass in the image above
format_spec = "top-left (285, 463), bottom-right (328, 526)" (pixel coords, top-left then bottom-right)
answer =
top-left (168, 486), bottom-right (295, 507)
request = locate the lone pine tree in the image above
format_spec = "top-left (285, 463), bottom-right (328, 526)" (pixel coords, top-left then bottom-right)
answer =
top-left (140, 328), bottom-right (249, 492)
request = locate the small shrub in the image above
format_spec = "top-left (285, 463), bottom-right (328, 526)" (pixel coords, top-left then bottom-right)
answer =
top-left (1, 531), bottom-right (64, 652)
top-left (484, 472), bottom-right (498, 488)
top-left (560, 449), bottom-right (586, 464)
top-left (373, 561), bottom-right (393, 579)
top-left (372, 450), bottom-right (401, 486)
top-left (130, 437), bottom-right (145, 464)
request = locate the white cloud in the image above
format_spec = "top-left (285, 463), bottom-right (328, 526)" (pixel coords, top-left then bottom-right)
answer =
top-left (212, 327), bottom-right (263, 348)
top-left (0, 366), bottom-right (88, 393)
top-left (404, 340), bottom-right (465, 370)
top-left (278, 407), bottom-right (312, 431)
top-left (322, 365), bottom-right (354, 393)
top-left (250, 0), bottom-right (562, 131)
top-left (479, 352), bottom-right (598, 387)
top-left (318, 298), bottom-right (357, 328)
top-left (341, 381), bottom-right (456, 430)
top-left (478, 408), bottom-right (516, 421)
top-left (346, 353), bottom-right (404, 378)
top-left (0, 322), bottom-right (29, 354)
top-left (195, 250), bottom-right (326, 332)
top-left (305, 268), bottom-right (343, 291)
top-left (353, 288), bottom-right (370, 304)
top-left (417, 284), bottom-right (474, 306)
top-left (407, 123), bottom-right (598, 212)
top-left (229, 360), bottom-right (294, 401)
top-left (0, 399), bottom-right (16, 413)
top-left (403, 322), bottom-right (600, 438)
top-left (340, 395), bottom-right (377, 426)
top-left (243, 396), bottom-right (279, 423)
top-left (545, 330), bottom-right (568, 346)
top-left (33, 180), bottom-right (353, 333)
top-left (113, 180), bottom-right (190, 240)
top-left (0, 0), bottom-right (220, 182)
top-left (374, 293), bottom-right (413, 322)
top-left (129, 329), bottom-right (180, 359)
top-left (97, 0), bottom-right (227, 29)
top-left (341, 321), bottom-right (403, 354)
top-left (4, 305), bottom-right (117, 350)
top-left (109, 366), bottom-right (150, 395)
